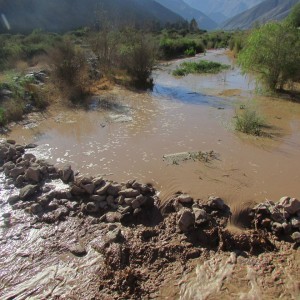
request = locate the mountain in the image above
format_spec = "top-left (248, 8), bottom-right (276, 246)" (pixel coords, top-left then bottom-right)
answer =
top-left (155, 0), bottom-right (217, 30)
top-left (222, 0), bottom-right (300, 30)
top-left (0, 0), bottom-right (184, 33)
top-left (183, 0), bottom-right (264, 23)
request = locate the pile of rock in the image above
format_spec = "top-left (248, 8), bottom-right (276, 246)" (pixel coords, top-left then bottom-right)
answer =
top-left (1, 139), bottom-right (156, 225)
top-left (250, 197), bottom-right (300, 243)
top-left (162, 193), bottom-right (231, 233)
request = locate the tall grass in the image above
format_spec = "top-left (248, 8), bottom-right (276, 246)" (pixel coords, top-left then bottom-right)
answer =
top-left (234, 108), bottom-right (265, 136)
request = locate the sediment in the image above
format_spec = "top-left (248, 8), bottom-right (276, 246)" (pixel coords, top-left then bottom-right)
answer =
top-left (0, 139), bottom-right (299, 299)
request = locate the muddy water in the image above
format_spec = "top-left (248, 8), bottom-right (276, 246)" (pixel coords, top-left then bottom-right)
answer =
top-left (4, 50), bottom-right (300, 204)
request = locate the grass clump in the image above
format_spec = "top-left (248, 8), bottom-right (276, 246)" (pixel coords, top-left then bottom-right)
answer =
top-left (173, 60), bottom-right (230, 76)
top-left (234, 108), bottom-right (265, 136)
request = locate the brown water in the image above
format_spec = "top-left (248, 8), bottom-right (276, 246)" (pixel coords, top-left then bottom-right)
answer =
top-left (5, 50), bottom-right (300, 204)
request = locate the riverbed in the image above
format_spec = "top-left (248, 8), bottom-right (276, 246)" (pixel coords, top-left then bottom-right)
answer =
top-left (4, 49), bottom-right (300, 206)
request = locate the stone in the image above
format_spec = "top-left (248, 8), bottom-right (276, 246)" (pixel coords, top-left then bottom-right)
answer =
top-left (132, 198), bottom-right (141, 209)
top-left (208, 196), bottom-right (225, 210)
top-left (193, 208), bottom-right (208, 225)
top-left (177, 194), bottom-right (193, 204)
top-left (282, 222), bottom-right (292, 234)
top-left (132, 181), bottom-right (142, 190)
top-left (119, 188), bottom-right (140, 198)
top-left (291, 232), bottom-right (300, 243)
top-left (2, 212), bottom-right (11, 218)
top-left (25, 167), bottom-right (41, 183)
top-left (59, 165), bottom-right (74, 183)
top-left (290, 217), bottom-right (300, 229)
top-left (178, 209), bottom-right (195, 233)
top-left (106, 195), bottom-right (115, 206)
top-left (90, 195), bottom-right (106, 202)
top-left (107, 184), bottom-right (122, 197)
top-left (8, 195), bottom-right (20, 205)
top-left (25, 143), bottom-right (38, 149)
top-left (31, 203), bottom-right (43, 214)
top-left (23, 153), bottom-right (36, 161)
top-left (9, 166), bottom-right (26, 178)
top-left (19, 185), bottom-right (39, 200)
top-left (105, 212), bottom-right (121, 223)
top-left (82, 183), bottom-right (95, 195)
top-left (86, 202), bottom-right (98, 213)
top-left (124, 198), bottom-right (135, 205)
top-left (69, 244), bottom-right (87, 256)
top-left (278, 197), bottom-right (300, 215)
top-left (92, 177), bottom-right (104, 186)
top-left (6, 139), bottom-right (16, 145)
top-left (106, 228), bottom-right (122, 243)
top-left (272, 222), bottom-right (283, 234)
top-left (70, 185), bottom-right (85, 196)
top-left (95, 181), bottom-right (111, 195)
top-left (261, 218), bottom-right (271, 228)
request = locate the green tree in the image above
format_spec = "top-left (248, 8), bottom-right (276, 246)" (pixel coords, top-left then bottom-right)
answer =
top-left (238, 22), bottom-right (300, 91)
top-left (286, 2), bottom-right (300, 28)
top-left (189, 18), bottom-right (199, 32)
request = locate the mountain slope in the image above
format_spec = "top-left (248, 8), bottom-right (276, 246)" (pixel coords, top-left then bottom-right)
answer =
top-left (0, 0), bottom-right (184, 33)
top-left (184, 0), bottom-right (264, 23)
top-left (222, 0), bottom-right (300, 30)
top-left (155, 0), bottom-right (217, 30)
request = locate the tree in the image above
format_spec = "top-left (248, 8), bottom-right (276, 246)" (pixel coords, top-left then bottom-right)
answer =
top-left (189, 18), bottom-right (199, 32)
top-left (286, 2), bottom-right (300, 28)
top-left (238, 22), bottom-right (300, 91)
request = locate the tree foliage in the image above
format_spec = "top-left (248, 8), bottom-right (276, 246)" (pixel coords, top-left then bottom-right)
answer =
top-left (238, 22), bottom-right (300, 91)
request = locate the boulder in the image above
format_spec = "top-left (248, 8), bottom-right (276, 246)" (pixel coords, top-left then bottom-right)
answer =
top-left (10, 166), bottom-right (26, 178)
top-left (107, 184), bottom-right (122, 197)
top-left (23, 153), bottom-right (36, 161)
top-left (8, 195), bottom-right (20, 205)
top-left (82, 183), bottom-right (95, 195)
top-left (193, 208), bottom-right (208, 225)
top-left (69, 244), bottom-right (87, 256)
top-left (291, 232), bottom-right (300, 243)
top-left (177, 194), bottom-right (193, 204)
top-left (86, 202), bottom-right (98, 213)
top-left (19, 184), bottom-right (39, 200)
top-left (278, 197), bottom-right (300, 215)
top-left (95, 181), bottom-right (111, 195)
top-left (90, 195), bottom-right (106, 202)
top-left (119, 188), bottom-right (140, 198)
top-left (208, 196), bottom-right (225, 210)
top-left (25, 167), bottom-right (41, 183)
top-left (59, 165), bottom-right (74, 183)
top-left (30, 203), bottom-right (43, 214)
top-left (290, 217), bottom-right (300, 229)
top-left (178, 208), bottom-right (195, 233)
top-left (70, 185), bottom-right (85, 196)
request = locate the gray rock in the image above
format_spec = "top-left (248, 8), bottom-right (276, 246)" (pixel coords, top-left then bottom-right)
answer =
top-left (291, 232), bottom-right (300, 243)
top-left (95, 181), bottom-right (111, 195)
top-left (106, 195), bottom-right (115, 206)
top-left (31, 203), bottom-right (43, 214)
top-left (59, 165), bottom-right (74, 183)
top-left (2, 212), bottom-right (11, 218)
top-left (23, 153), bottom-right (36, 161)
top-left (133, 207), bottom-right (142, 216)
top-left (107, 184), bottom-right (122, 197)
top-left (9, 166), bottom-right (26, 178)
top-left (105, 211), bottom-right (121, 223)
top-left (69, 244), bottom-right (87, 256)
top-left (193, 208), bottom-right (208, 225)
top-left (208, 196), bottom-right (225, 210)
top-left (278, 197), bottom-right (300, 215)
top-left (82, 183), bottom-right (95, 195)
top-left (25, 167), bottom-right (41, 183)
top-left (124, 198), bottom-right (135, 205)
top-left (132, 198), bottom-right (141, 209)
top-left (178, 209), bottom-right (195, 232)
top-left (70, 185), bottom-right (85, 196)
top-left (25, 143), bottom-right (38, 149)
top-left (290, 217), bottom-right (300, 229)
top-left (8, 195), bottom-right (20, 205)
top-left (119, 188), bottom-right (140, 198)
top-left (86, 202), bottom-right (98, 213)
top-left (90, 195), bottom-right (106, 202)
top-left (19, 185), bottom-right (39, 200)
top-left (92, 177), bottom-right (104, 187)
top-left (177, 194), bottom-right (193, 204)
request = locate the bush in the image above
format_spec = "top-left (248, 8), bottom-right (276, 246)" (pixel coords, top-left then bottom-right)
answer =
top-left (234, 108), bottom-right (265, 136)
top-left (50, 39), bottom-right (90, 103)
top-left (184, 47), bottom-right (196, 57)
top-left (173, 60), bottom-right (230, 76)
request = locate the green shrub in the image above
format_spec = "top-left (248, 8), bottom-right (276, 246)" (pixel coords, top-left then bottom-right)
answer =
top-left (0, 107), bottom-right (6, 125)
top-left (234, 108), bottom-right (265, 136)
top-left (173, 60), bottom-right (230, 76)
top-left (184, 47), bottom-right (196, 57)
